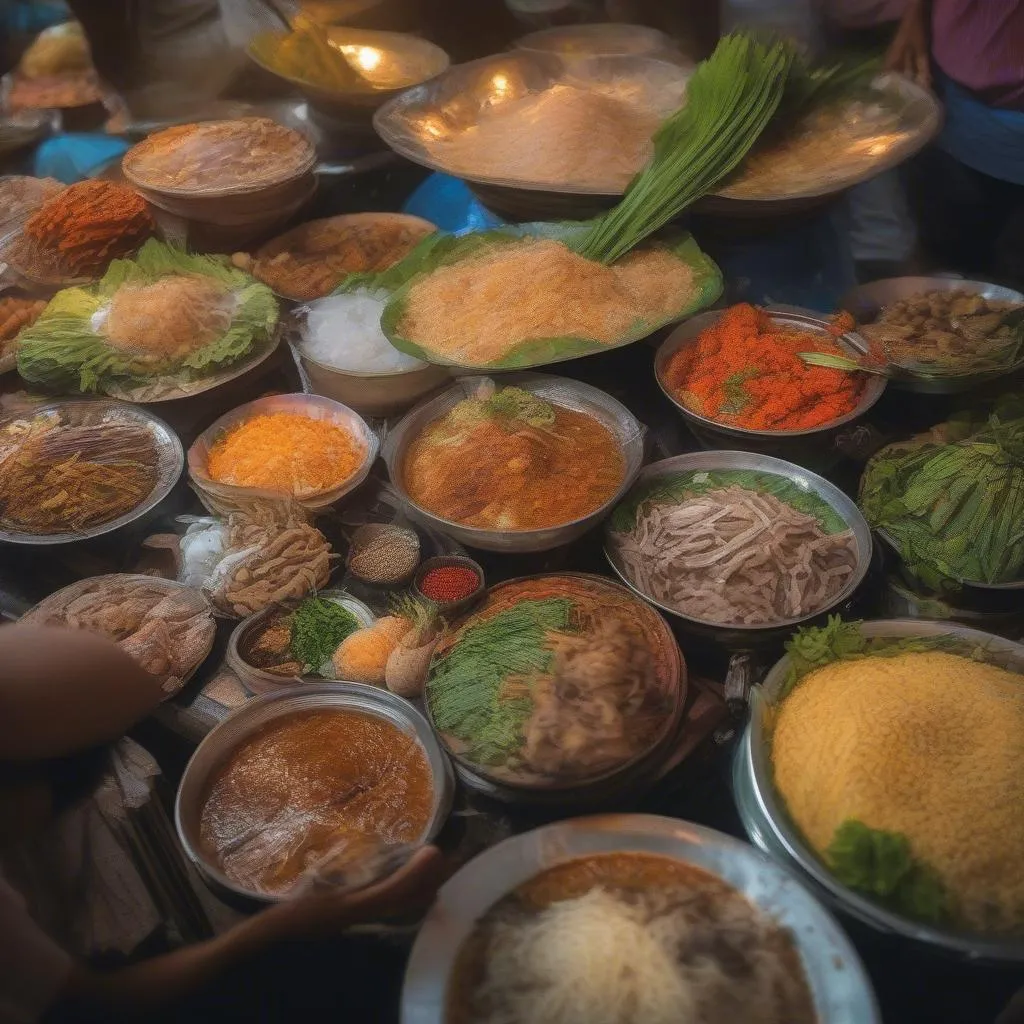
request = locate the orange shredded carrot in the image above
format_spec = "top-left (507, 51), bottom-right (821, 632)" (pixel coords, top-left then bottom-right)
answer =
top-left (206, 412), bottom-right (364, 496)
top-left (664, 303), bottom-right (865, 431)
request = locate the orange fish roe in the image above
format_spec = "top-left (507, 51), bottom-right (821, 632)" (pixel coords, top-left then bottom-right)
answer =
top-left (207, 412), bottom-right (364, 496)
top-left (665, 303), bottom-right (864, 431)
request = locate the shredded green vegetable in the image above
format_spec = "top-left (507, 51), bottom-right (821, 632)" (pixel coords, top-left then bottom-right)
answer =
top-left (611, 469), bottom-right (849, 535)
top-left (427, 598), bottom-right (573, 765)
top-left (290, 597), bottom-right (360, 674)
top-left (827, 820), bottom-right (951, 925)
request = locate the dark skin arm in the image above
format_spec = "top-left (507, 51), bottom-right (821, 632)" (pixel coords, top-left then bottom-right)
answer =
top-left (62, 0), bottom-right (137, 92)
top-left (884, 0), bottom-right (930, 88)
top-left (55, 846), bottom-right (446, 1020)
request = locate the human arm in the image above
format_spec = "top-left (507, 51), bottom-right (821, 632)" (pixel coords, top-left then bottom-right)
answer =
top-left (52, 845), bottom-right (445, 1020)
top-left (884, 0), bottom-right (930, 87)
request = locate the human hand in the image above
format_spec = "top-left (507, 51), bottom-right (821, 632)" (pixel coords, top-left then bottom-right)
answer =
top-left (884, 0), bottom-right (931, 89)
top-left (256, 846), bottom-right (448, 942)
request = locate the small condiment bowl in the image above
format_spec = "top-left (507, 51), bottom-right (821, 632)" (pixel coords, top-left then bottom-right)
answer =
top-left (188, 392), bottom-right (379, 512)
top-left (655, 306), bottom-right (886, 469)
top-left (175, 682), bottom-right (454, 907)
top-left (226, 590), bottom-right (376, 694)
top-left (346, 522), bottom-right (421, 588)
top-left (413, 554), bottom-right (485, 616)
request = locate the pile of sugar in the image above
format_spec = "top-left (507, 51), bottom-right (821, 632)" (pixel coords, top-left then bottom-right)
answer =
top-left (300, 290), bottom-right (427, 374)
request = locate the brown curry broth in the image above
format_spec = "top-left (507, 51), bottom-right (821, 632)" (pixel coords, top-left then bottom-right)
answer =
top-left (448, 852), bottom-right (816, 1024)
top-left (199, 708), bottom-right (433, 894)
top-left (402, 403), bottom-right (624, 530)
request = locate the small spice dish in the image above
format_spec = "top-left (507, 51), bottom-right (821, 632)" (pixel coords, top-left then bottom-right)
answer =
top-left (414, 555), bottom-right (485, 616)
top-left (346, 522), bottom-right (421, 587)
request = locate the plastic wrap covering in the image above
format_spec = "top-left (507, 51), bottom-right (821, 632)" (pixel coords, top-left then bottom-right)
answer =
top-left (425, 573), bottom-right (685, 792)
top-left (178, 499), bottom-right (334, 618)
top-left (0, 399), bottom-right (182, 544)
top-left (21, 575), bottom-right (216, 698)
top-left (123, 117), bottom-right (316, 197)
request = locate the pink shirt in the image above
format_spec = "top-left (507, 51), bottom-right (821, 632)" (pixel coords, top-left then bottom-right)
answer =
top-left (932, 1), bottom-right (1024, 110)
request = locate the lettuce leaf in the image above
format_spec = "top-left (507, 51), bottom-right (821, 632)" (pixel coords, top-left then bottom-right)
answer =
top-left (827, 820), bottom-right (951, 925)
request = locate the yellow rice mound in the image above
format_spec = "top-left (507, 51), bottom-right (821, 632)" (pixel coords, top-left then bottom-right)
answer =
top-left (772, 650), bottom-right (1024, 934)
top-left (397, 239), bottom-right (695, 366)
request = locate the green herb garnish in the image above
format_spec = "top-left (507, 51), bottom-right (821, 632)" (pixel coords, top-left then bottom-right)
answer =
top-left (827, 820), bottom-right (951, 925)
top-left (290, 597), bottom-right (360, 674)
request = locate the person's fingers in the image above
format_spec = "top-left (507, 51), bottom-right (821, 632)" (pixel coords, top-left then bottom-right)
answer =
top-left (350, 846), bottom-right (446, 912)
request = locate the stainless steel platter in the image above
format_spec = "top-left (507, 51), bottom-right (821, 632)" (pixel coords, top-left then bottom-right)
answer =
top-left (383, 373), bottom-right (645, 553)
top-left (735, 618), bottom-right (1024, 962)
top-left (375, 58), bottom-right (938, 219)
top-left (175, 683), bottom-right (454, 904)
top-left (840, 276), bottom-right (1024, 395)
top-left (402, 814), bottom-right (880, 1024)
top-left (0, 399), bottom-right (183, 545)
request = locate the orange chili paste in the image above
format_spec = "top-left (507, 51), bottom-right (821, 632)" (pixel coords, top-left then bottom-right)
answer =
top-left (664, 303), bottom-right (864, 431)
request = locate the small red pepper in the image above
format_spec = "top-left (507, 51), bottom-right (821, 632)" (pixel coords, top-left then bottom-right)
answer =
top-left (420, 565), bottom-right (479, 603)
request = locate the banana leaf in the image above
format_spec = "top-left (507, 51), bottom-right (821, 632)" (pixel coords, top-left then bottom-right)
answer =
top-left (17, 239), bottom-right (279, 397)
top-left (338, 221), bottom-right (722, 371)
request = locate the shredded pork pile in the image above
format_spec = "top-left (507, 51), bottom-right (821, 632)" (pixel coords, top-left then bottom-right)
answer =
top-left (614, 485), bottom-right (857, 625)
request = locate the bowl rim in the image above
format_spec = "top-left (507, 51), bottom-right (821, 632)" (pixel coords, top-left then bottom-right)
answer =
top-left (401, 813), bottom-right (880, 1024)
top-left (744, 617), bottom-right (1024, 960)
top-left (654, 305), bottom-right (887, 439)
top-left (188, 391), bottom-right (379, 509)
top-left (0, 398), bottom-right (184, 545)
top-left (383, 372), bottom-right (646, 543)
top-left (604, 450), bottom-right (874, 633)
top-left (423, 570), bottom-right (687, 793)
top-left (513, 22), bottom-right (682, 57)
top-left (245, 26), bottom-right (451, 100)
top-left (174, 681), bottom-right (454, 903)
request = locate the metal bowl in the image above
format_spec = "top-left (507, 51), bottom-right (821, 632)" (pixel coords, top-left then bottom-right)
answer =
top-left (372, 49), bottom-right (687, 219)
top-left (655, 306), bottom-right (886, 464)
top-left (736, 618), bottom-right (1024, 961)
top-left (425, 572), bottom-right (686, 805)
top-left (402, 814), bottom-right (880, 1024)
top-left (604, 451), bottom-right (874, 645)
top-left (189, 392), bottom-right (379, 512)
top-left (247, 28), bottom-right (449, 125)
top-left (226, 590), bottom-right (377, 693)
top-left (0, 399), bottom-right (183, 545)
top-left (175, 682), bottom-right (454, 905)
top-left (383, 374), bottom-right (645, 553)
top-left (840, 276), bottom-right (1024, 394)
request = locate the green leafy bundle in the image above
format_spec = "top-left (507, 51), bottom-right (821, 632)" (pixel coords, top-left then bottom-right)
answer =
top-left (427, 598), bottom-right (573, 765)
top-left (859, 407), bottom-right (1024, 587)
top-left (290, 597), bottom-right (360, 674)
top-left (610, 469), bottom-right (849, 535)
top-left (17, 239), bottom-right (279, 395)
top-left (577, 33), bottom-right (795, 263)
top-left (827, 820), bottom-right (951, 925)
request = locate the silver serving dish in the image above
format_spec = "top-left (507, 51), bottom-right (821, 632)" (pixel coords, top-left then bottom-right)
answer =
top-left (175, 682), bottom-right (454, 904)
top-left (514, 23), bottom-right (689, 63)
top-left (189, 392), bottom-right (379, 511)
top-left (735, 618), bottom-right (1024, 961)
top-left (373, 50), bottom-right (688, 220)
top-left (605, 450), bottom-right (873, 640)
top-left (248, 28), bottom-right (449, 126)
top-left (655, 306), bottom-right (886, 462)
top-left (402, 814), bottom-right (880, 1023)
top-left (0, 399), bottom-right (183, 545)
top-left (840, 276), bottom-right (1024, 394)
top-left (383, 374), bottom-right (645, 553)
